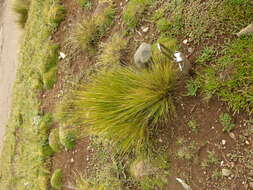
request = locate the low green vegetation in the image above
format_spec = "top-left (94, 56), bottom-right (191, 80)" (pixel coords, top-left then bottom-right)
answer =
top-left (51, 169), bottom-right (63, 189)
top-left (188, 119), bottom-right (198, 133)
top-left (156, 18), bottom-right (171, 32)
top-left (76, 0), bottom-right (92, 9)
top-left (13, 0), bottom-right (31, 28)
top-left (59, 127), bottom-right (76, 150)
top-left (177, 142), bottom-right (196, 160)
top-left (197, 47), bottom-right (215, 64)
top-left (219, 113), bottom-right (235, 132)
top-left (201, 150), bottom-right (219, 168)
top-left (185, 79), bottom-right (200, 96)
top-left (69, 3), bottom-right (115, 51)
top-left (123, 0), bottom-right (153, 29)
top-left (98, 33), bottom-right (128, 66)
top-left (0, 0), bottom-right (65, 189)
top-left (58, 56), bottom-right (177, 154)
top-left (196, 36), bottom-right (253, 113)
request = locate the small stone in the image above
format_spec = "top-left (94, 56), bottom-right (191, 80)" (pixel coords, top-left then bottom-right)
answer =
top-left (142, 27), bottom-right (149, 33)
top-left (70, 158), bottom-right (74, 163)
top-left (222, 168), bottom-right (232, 177)
top-left (229, 132), bottom-right (236, 140)
top-left (221, 140), bottom-right (226, 145)
top-left (220, 160), bottom-right (224, 166)
top-left (188, 47), bottom-right (194, 54)
top-left (246, 140), bottom-right (250, 145)
top-left (59, 52), bottom-right (66, 59)
top-left (86, 157), bottom-right (89, 161)
top-left (158, 138), bottom-right (163, 143)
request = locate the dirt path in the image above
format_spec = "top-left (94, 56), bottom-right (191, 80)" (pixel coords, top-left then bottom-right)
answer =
top-left (0, 0), bottom-right (21, 151)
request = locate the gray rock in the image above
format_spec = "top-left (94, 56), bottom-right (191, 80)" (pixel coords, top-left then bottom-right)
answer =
top-left (222, 168), bottom-right (232, 177)
top-left (134, 43), bottom-right (152, 68)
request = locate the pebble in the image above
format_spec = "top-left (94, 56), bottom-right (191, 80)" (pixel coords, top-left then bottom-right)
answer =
top-left (222, 168), bottom-right (232, 177)
top-left (246, 140), bottom-right (250, 145)
top-left (183, 39), bottom-right (188, 44)
top-left (221, 139), bottom-right (226, 145)
top-left (70, 158), bottom-right (74, 163)
top-left (229, 132), bottom-right (236, 140)
top-left (142, 27), bottom-right (149, 33)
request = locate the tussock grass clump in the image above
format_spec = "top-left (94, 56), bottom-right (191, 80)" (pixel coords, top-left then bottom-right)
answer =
top-left (98, 33), bottom-right (128, 66)
top-left (51, 169), bottom-right (63, 189)
top-left (123, 0), bottom-right (153, 29)
top-left (13, 0), bottom-right (31, 28)
top-left (60, 57), bottom-right (177, 154)
top-left (70, 4), bottom-right (115, 51)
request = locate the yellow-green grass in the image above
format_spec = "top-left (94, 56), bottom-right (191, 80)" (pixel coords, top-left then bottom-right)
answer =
top-left (0, 0), bottom-right (65, 189)
top-left (58, 56), bottom-right (177, 155)
top-left (98, 33), bottom-right (127, 66)
top-left (69, 3), bottom-right (115, 52)
top-left (123, 0), bottom-right (153, 30)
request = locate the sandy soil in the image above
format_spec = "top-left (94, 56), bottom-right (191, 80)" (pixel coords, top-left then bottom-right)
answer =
top-left (0, 0), bottom-right (21, 151)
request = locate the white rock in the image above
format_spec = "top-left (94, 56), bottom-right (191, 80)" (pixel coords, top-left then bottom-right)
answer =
top-left (221, 140), bottom-right (226, 145)
top-left (59, 52), bottom-right (66, 59)
top-left (245, 140), bottom-right (250, 145)
top-left (142, 27), bottom-right (149, 33)
top-left (70, 158), bottom-right (74, 163)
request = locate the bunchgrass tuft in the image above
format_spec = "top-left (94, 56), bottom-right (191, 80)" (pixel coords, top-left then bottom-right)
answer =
top-left (98, 33), bottom-right (127, 66)
top-left (59, 127), bottom-right (76, 150)
top-left (59, 56), bottom-right (177, 154)
top-left (13, 0), bottom-right (31, 28)
top-left (69, 4), bottom-right (115, 51)
top-left (51, 169), bottom-right (63, 189)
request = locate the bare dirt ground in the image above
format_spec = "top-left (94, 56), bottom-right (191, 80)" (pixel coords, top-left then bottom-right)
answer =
top-left (0, 0), bottom-right (21, 151)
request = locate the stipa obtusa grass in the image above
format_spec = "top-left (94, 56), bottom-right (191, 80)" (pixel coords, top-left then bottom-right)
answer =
top-left (59, 56), bottom-right (177, 154)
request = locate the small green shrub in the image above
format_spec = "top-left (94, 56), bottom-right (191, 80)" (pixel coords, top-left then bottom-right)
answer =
top-left (123, 0), bottom-right (152, 29)
top-left (197, 47), bottom-right (215, 64)
top-left (156, 18), bottom-right (171, 32)
top-left (219, 113), bottom-right (235, 132)
top-left (188, 119), bottom-right (198, 133)
top-left (51, 169), bottom-right (63, 189)
top-left (49, 128), bottom-right (62, 152)
top-left (70, 4), bottom-right (115, 51)
top-left (185, 79), bottom-right (200, 96)
top-left (60, 56), bottom-right (177, 154)
top-left (13, 0), bottom-right (31, 28)
top-left (59, 127), bottom-right (76, 150)
top-left (98, 33), bottom-right (127, 66)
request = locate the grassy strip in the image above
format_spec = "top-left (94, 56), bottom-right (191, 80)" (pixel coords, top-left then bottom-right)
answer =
top-left (0, 0), bottom-right (64, 189)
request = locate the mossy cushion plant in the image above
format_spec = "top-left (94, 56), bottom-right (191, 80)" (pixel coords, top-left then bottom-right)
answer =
top-left (59, 56), bottom-right (178, 155)
top-left (51, 169), bottom-right (63, 189)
